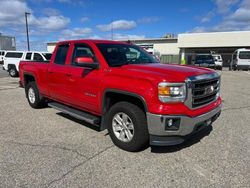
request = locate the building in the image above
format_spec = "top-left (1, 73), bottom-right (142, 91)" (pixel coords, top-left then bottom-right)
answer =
top-left (179, 31), bottom-right (250, 67)
top-left (47, 31), bottom-right (250, 67)
top-left (0, 33), bottom-right (16, 51)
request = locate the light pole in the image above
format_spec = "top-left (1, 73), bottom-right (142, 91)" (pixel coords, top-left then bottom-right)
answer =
top-left (25, 12), bottom-right (31, 51)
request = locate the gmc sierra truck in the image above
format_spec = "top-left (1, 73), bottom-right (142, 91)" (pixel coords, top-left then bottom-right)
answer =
top-left (19, 40), bottom-right (222, 151)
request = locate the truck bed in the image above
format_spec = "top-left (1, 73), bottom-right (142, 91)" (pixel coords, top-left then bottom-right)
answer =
top-left (19, 60), bottom-right (50, 96)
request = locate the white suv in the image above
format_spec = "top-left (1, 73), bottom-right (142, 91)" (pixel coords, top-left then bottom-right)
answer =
top-left (3, 51), bottom-right (52, 77)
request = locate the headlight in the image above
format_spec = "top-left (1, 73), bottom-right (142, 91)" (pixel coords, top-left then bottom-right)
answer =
top-left (158, 82), bottom-right (186, 103)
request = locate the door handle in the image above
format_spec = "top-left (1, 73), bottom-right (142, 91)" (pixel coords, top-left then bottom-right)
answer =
top-left (48, 71), bottom-right (54, 74)
top-left (65, 73), bottom-right (72, 77)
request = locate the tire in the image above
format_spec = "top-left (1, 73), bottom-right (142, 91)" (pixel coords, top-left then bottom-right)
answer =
top-left (106, 101), bottom-right (149, 152)
top-left (9, 67), bottom-right (18, 77)
top-left (25, 81), bottom-right (46, 109)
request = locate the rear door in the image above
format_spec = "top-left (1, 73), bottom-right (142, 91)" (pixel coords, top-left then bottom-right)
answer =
top-left (48, 43), bottom-right (71, 103)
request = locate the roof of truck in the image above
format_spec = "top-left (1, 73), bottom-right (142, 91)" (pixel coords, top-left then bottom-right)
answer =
top-left (58, 39), bottom-right (130, 45)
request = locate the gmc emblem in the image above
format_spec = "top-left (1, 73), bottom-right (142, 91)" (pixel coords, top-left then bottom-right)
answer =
top-left (205, 85), bottom-right (215, 95)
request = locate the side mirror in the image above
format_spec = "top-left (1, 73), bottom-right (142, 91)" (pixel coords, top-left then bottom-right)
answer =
top-left (74, 57), bottom-right (99, 69)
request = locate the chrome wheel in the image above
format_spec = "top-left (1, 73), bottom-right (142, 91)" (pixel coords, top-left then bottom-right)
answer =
top-left (28, 87), bottom-right (36, 104)
top-left (112, 112), bottom-right (134, 142)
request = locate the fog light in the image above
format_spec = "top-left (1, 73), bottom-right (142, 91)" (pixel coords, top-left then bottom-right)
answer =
top-left (165, 118), bottom-right (180, 131)
top-left (167, 119), bottom-right (173, 127)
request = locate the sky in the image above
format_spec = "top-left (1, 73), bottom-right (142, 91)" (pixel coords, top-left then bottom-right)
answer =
top-left (0, 0), bottom-right (250, 51)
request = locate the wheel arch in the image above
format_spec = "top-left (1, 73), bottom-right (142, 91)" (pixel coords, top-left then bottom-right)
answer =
top-left (100, 89), bottom-right (148, 131)
top-left (23, 73), bottom-right (36, 87)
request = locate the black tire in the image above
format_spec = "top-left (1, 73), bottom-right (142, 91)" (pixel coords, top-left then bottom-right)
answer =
top-left (9, 67), bottom-right (19, 77)
top-left (25, 81), bottom-right (46, 109)
top-left (106, 101), bottom-right (149, 152)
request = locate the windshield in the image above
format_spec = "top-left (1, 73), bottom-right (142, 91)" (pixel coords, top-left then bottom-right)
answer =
top-left (196, 55), bottom-right (213, 61)
top-left (42, 53), bottom-right (52, 60)
top-left (96, 43), bottom-right (159, 67)
top-left (239, 51), bottom-right (250, 59)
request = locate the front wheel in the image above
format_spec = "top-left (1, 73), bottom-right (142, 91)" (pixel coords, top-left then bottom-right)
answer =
top-left (106, 102), bottom-right (149, 152)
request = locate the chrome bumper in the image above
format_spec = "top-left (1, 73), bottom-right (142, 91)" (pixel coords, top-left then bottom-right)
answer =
top-left (147, 104), bottom-right (222, 137)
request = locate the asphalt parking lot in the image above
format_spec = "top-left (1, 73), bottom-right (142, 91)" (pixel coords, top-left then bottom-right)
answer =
top-left (0, 66), bottom-right (249, 188)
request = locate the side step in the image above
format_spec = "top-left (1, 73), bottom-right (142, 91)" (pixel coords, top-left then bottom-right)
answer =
top-left (48, 102), bottom-right (100, 126)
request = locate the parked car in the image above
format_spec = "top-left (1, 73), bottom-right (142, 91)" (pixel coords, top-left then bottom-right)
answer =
top-left (0, 50), bottom-right (6, 65)
top-left (3, 51), bottom-right (52, 77)
top-left (212, 54), bottom-right (223, 70)
top-left (194, 54), bottom-right (216, 69)
top-left (231, 48), bottom-right (250, 70)
top-left (19, 40), bottom-right (222, 152)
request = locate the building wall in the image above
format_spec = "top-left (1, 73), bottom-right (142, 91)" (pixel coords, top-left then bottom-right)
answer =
top-left (0, 36), bottom-right (16, 50)
top-left (47, 43), bottom-right (56, 53)
top-left (178, 31), bottom-right (250, 48)
top-left (154, 43), bottom-right (179, 55)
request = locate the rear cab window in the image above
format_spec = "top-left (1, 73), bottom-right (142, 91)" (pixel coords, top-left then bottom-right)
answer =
top-left (54, 44), bottom-right (70, 65)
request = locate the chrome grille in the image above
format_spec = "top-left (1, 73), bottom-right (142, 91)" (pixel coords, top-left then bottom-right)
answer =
top-left (185, 73), bottom-right (220, 109)
top-left (192, 78), bottom-right (220, 108)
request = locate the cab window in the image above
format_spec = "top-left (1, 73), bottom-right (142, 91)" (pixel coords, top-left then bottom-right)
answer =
top-left (25, 53), bottom-right (32, 60)
top-left (33, 53), bottom-right (44, 61)
top-left (54, 44), bottom-right (69, 65)
top-left (71, 44), bottom-right (97, 65)
top-left (5, 52), bottom-right (23, 58)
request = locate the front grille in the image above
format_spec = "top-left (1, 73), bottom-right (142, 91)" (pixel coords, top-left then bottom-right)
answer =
top-left (191, 78), bottom-right (220, 108)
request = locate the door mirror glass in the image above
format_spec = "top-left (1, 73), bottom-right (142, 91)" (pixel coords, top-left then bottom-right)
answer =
top-left (75, 57), bottom-right (94, 64)
top-left (74, 57), bottom-right (99, 69)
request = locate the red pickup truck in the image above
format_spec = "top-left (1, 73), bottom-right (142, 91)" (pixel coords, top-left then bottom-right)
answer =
top-left (19, 40), bottom-right (222, 151)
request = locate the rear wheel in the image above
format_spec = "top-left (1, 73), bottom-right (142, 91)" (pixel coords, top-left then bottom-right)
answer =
top-left (106, 101), bottom-right (149, 152)
top-left (9, 67), bottom-right (18, 77)
top-left (25, 82), bottom-right (46, 109)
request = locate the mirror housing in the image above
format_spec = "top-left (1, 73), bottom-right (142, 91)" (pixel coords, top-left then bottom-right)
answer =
top-left (74, 57), bottom-right (99, 69)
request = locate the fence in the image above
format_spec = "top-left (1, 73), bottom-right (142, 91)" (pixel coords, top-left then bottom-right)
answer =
top-left (160, 54), bottom-right (180, 64)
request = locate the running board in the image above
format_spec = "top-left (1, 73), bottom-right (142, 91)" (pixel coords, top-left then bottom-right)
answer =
top-left (48, 102), bottom-right (100, 126)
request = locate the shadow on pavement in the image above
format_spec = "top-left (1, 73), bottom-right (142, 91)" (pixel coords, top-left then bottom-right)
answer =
top-left (56, 111), bottom-right (213, 153)
top-left (151, 125), bottom-right (213, 153)
top-left (56, 112), bottom-right (100, 132)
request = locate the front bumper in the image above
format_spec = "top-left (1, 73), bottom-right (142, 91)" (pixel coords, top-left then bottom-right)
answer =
top-left (147, 104), bottom-right (222, 146)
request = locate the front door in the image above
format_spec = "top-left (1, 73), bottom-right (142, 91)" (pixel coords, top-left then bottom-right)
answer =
top-left (67, 43), bottom-right (101, 114)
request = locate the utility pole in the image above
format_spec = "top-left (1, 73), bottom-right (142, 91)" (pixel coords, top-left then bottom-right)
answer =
top-left (111, 19), bottom-right (114, 40)
top-left (25, 12), bottom-right (31, 51)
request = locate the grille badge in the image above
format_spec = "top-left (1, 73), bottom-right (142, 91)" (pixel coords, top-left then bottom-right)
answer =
top-left (204, 85), bottom-right (215, 95)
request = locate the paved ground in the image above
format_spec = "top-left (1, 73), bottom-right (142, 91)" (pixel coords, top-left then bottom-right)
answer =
top-left (0, 65), bottom-right (9, 78)
top-left (0, 71), bottom-right (249, 188)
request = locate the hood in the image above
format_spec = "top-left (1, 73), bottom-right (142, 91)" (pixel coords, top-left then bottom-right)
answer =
top-left (121, 63), bottom-right (213, 82)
